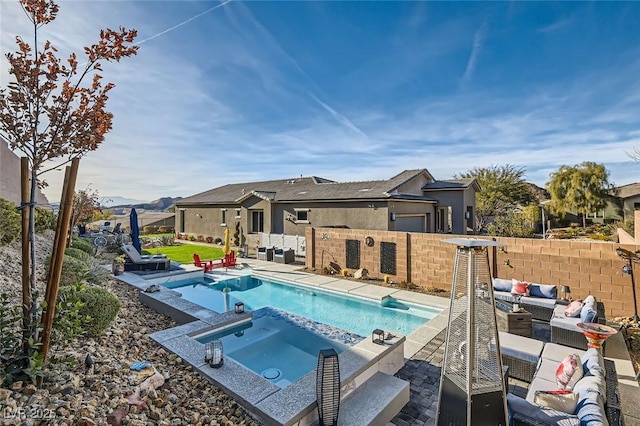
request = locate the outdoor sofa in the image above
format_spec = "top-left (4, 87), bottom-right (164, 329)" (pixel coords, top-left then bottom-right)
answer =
top-left (550, 295), bottom-right (607, 350)
top-left (507, 343), bottom-right (622, 426)
top-left (493, 278), bottom-right (559, 321)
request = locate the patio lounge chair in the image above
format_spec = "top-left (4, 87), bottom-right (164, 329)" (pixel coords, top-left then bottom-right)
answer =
top-left (121, 244), bottom-right (170, 271)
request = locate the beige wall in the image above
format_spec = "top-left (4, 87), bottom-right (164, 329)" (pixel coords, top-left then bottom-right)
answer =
top-left (306, 227), bottom-right (640, 318)
top-left (0, 140), bottom-right (50, 208)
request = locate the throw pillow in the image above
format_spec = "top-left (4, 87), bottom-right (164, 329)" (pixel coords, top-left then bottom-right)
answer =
top-left (564, 300), bottom-right (584, 317)
top-left (583, 295), bottom-right (596, 310)
top-left (529, 283), bottom-right (558, 299)
top-left (493, 278), bottom-right (512, 292)
top-left (580, 307), bottom-right (598, 324)
top-left (556, 354), bottom-right (584, 390)
top-left (534, 390), bottom-right (579, 414)
top-left (511, 279), bottom-right (530, 296)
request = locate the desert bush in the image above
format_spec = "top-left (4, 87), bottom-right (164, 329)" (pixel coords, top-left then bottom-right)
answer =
top-left (34, 207), bottom-right (57, 233)
top-left (64, 247), bottom-right (91, 263)
top-left (188, 234), bottom-right (196, 241)
top-left (0, 198), bottom-right (21, 245)
top-left (158, 226), bottom-right (174, 233)
top-left (142, 226), bottom-right (158, 234)
top-left (159, 235), bottom-right (174, 246)
top-left (214, 237), bottom-right (222, 244)
top-left (589, 233), bottom-right (614, 241)
top-left (77, 286), bottom-right (120, 337)
top-left (71, 237), bottom-right (95, 255)
top-left (45, 255), bottom-right (88, 287)
top-left (486, 211), bottom-right (535, 238)
top-left (206, 236), bottom-right (213, 243)
top-left (197, 235), bottom-right (204, 242)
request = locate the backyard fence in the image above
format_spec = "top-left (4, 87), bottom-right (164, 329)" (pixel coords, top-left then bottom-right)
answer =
top-left (259, 233), bottom-right (306, 257)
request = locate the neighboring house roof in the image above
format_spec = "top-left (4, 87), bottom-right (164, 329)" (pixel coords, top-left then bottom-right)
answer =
top-left (178, 169), bottom-right (455, 205)
top-left (615, 183), bottom-right (640, 199)
top-left (422, 178), bottom-right (480, 191)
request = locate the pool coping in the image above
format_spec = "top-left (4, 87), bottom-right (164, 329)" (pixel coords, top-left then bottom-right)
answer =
top-left (117, 259), bottom-right (451, 425)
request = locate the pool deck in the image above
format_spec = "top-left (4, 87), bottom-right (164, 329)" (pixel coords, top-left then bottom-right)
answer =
top-left (115, 258), bottom-right (640, 426)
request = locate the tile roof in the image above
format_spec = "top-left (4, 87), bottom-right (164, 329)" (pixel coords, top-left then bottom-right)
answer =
top-left (178, 169), bottom-right (447, 204)
top-left (615, 182), bottom-right (640, 199)
top-left (422, 179), bottom-right (477, 190)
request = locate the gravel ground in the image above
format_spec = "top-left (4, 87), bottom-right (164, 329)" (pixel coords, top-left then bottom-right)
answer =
top-left (0, 233), bottom-right (259, 426)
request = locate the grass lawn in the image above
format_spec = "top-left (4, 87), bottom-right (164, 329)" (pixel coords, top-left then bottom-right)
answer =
top-left (143, 244), bottom-right (225, 264)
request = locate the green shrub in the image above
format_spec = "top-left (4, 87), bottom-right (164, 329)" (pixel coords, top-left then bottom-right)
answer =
top-left (46, 255), bottom-right (89, 286)
top-left (77, 287), bottom-right (120, 337)
top-left (214, 237), bottom-right (222, 244)
top-left (158, 226), bottom-right (173, 233)
top-left (64, 247), bottom-right (91, 263)
top-left (188, 234), bottom-right (196, 241)
top-left (486, 211), bottom-right (535, 238)
top-left (34, 207), bottom-right (57, 233)
top-left (0, 198), bottom-right (21, 245)
top-left (143, 226), bottom-right (158, 234)
top-left (71, 237), bottom-right (94, 255)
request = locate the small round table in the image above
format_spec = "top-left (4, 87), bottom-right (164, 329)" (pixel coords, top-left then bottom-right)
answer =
top-left (576, 322), bottom-right (618, 350)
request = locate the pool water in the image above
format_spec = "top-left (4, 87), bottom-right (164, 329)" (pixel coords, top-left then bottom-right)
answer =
top-left (195, 308), bottom-right (350, 387)
top-left (165, 275), bottom-right (440, 336)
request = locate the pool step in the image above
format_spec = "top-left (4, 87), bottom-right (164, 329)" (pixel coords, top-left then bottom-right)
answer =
top-left (337, 372), bottom-right (409, 426)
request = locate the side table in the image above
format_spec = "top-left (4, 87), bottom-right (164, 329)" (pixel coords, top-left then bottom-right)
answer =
top-left (495, 305), bottom-right (533, 338)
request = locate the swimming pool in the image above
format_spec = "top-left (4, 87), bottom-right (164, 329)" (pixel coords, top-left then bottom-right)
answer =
top-left (164, 275), bottom-right (441, 337)
top-left (194, 308), bottom-right (354, 387)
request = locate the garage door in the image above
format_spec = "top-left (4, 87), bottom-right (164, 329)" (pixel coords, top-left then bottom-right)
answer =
top-left (395, 215), bottom-right (425, 233)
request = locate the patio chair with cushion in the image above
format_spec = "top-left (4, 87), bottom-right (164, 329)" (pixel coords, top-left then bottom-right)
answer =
top-left (257, 247), bottom-right (274, 261)
top-left (274, 248), bottom-right (295, 264)
top-left (121, 244), bottom-right (170, 271)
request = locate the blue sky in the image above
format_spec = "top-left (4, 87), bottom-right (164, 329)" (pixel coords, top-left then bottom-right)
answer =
top-left (2, 0), bottom-right (640, 203)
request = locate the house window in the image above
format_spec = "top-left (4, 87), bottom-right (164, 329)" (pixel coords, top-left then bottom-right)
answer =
top-left (587, 209), bottom-right (605, 219)
top-left (221, 209), bottom-right (227, 226)
top-left (235, 208), bottom-right (241, 219)
top-left (251, 210), bottom-right (264, 233)
top-left (294, 208), bottom-right (310, 223)
top-left (436, 207), bottom-right (451, 233)
top-left (634, 202), bottom-right (640, 211)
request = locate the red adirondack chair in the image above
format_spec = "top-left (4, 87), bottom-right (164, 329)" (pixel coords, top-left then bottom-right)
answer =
top-left (222, 251), bottom-right (237, 268)
top-left (193, 253), bottom-right (217, 272)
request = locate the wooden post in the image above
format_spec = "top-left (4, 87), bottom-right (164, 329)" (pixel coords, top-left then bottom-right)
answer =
top-left (40, 158), bottom-right (79, 364)
top-left (43, 167), bottom-right (69, 306)
top-left (20, 158), bottom-right (31, 350)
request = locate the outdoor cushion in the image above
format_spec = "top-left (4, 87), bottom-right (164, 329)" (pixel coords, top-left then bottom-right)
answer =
top-left (583, 295), bottom-right (597, 311)
top-left (581, 348), bottom-right (606, 378)
top-left (520, 295), bottom-right (557, 309)
top-left (494, 291), bottom-right (520, 303)
top-left (564, 300), bottom-right (584, 317)
top-left (581, 307), bottom-right (598, 324)
top-left (511, 279), bottom-right (531, 296)
top-left (541, 343), bottom-right (587, 364)
top-left (508, 394), bottom-right (580, 426)
top-left (497, 332), bottom-right (544, 364)
top-left (526, 375), bottom-right (563, 403)
top-left (555, 354), bottom-right (584, 390)
top-left (529, 283), bottom-right (558, 299)
top-left (493, 278), bottom-right (512, 292)
top-left (550, 315), bottom-right (582, 332)
top-left (534, 390), bottom-right (579, 414)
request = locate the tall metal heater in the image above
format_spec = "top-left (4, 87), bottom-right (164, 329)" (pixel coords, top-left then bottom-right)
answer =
top-left (437, 239), bottom-right (507, 426)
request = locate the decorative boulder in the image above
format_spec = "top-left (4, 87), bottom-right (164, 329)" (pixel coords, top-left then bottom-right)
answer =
top-left (354, 268), bottom-right (369, 279)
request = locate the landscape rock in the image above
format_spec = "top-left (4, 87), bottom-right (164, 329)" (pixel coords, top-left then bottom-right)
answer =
top-left (0, 233), bottom-right (259, 426)
top-left (353, 268), bottom-right (369, 279)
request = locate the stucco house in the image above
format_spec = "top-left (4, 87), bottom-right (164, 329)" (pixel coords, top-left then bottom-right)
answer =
top-left (0, 136), bottom-right (50, 209)
top-left (175, 169), bottom-right (479, 241)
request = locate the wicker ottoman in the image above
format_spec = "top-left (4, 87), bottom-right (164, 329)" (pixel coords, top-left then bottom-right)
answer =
top-left (497, 332), bottom-right (544, 383)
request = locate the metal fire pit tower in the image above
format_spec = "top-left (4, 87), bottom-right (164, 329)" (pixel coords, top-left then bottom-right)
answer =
top-left (437, 239), bottom-right (507, 426)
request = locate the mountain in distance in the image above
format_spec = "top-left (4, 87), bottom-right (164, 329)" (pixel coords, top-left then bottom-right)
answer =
top-left (107, 196), bottom-right (183, 212)
top-left (100, 196), bottom-right (148, 207)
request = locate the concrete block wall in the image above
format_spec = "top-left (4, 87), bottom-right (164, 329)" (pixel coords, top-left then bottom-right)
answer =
top-left (305, 227), bottom-right (639, 318)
